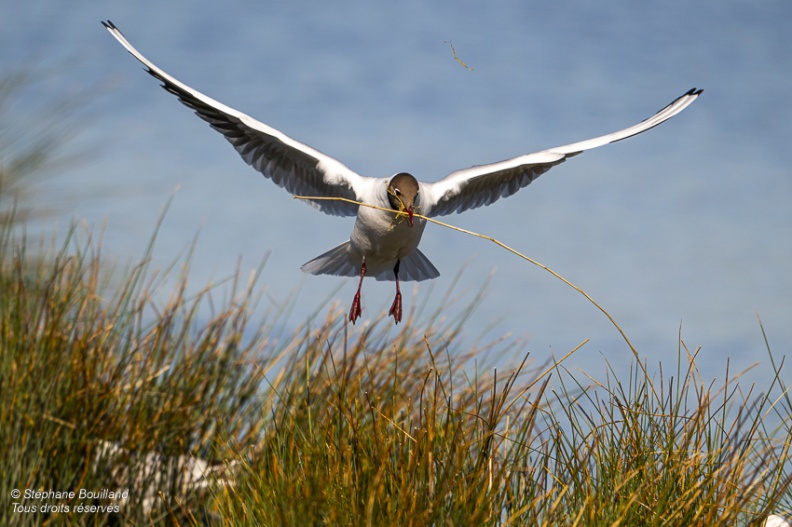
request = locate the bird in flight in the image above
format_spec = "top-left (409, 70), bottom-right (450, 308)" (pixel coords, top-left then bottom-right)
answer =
top-left (103, 20), bottom-right (701, 325)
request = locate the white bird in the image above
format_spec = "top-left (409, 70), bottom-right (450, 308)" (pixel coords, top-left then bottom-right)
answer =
top-left (765, 515), bottom-right (792, 527)
top-left (103, 21), bottom-right (702, 325)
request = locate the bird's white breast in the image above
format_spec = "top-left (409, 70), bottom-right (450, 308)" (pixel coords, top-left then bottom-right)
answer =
top-left (349, 179), bottom-right (427, 271)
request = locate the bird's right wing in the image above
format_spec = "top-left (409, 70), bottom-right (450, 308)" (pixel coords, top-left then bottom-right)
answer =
top-left (423, 88), bottom-right (702, 217)
top-left (103, 20), bottom-right (369, 217)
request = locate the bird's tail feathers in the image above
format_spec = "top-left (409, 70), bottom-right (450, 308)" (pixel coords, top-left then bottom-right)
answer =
top-left (300, 241), bottom-right (359, 278)
top-left (301, 242), bottom-right (439, 282)
top-left (381, 247), bottom-right (439, 282)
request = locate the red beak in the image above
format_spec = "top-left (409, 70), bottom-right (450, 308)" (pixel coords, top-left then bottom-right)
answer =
top-left (407, 206), bottom-right (414, 227)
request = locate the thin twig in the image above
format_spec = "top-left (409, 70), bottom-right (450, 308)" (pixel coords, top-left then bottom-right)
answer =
top-left (444, 40), bottom-right (474, 72)
top-left (293, 195), bottom-right (640, 362)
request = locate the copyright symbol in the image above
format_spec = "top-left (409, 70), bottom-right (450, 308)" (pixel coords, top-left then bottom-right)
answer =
top-left (11, 489), bottom-right (20, 499)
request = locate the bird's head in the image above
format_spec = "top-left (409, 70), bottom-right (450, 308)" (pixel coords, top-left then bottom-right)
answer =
top-left (387, 172), bottom-right (419, 227)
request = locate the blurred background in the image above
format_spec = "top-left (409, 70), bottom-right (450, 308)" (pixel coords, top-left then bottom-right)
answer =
top-left (1, 0), bottom-right (790, 382)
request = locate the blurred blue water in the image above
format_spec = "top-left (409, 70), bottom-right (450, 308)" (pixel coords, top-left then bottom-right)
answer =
top-left (2, 0), bottom-right (790, 386)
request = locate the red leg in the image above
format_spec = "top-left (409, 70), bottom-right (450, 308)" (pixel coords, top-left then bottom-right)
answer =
top-left (349, 260), bottom-right (366, 324)
top-left (389, 260), bottom-right (402, 324)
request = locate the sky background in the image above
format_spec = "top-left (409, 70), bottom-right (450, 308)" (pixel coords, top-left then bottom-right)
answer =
top-left (2, 1), bottom-right (790, 385)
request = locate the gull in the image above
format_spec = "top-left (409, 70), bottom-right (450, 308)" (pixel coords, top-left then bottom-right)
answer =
top-left (103, 21), bottom-right (702, 325)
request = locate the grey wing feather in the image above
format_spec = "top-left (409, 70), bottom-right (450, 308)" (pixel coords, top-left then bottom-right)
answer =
top-left (424, 88), bottom-right (702, 217)
top-left (103, 20), bottom-right (368, 217)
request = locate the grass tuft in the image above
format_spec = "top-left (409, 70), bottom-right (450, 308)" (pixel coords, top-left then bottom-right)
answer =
top-left (1, 205), bottom-right (790, 526)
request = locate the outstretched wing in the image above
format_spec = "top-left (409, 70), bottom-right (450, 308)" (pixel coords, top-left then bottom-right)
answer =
top-left (103, 20), bottom-right (370, 217)
top-left (423, 88), bottom-right (702, 217)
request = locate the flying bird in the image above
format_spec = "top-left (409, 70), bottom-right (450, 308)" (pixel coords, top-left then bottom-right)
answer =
top-left (102, 20), bottom-right (701, 325)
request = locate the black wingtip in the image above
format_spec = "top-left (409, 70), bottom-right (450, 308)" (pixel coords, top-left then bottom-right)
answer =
top-left (101, 20), bottom-right (116, 30)
top-left (686, 87), bottom-right (704, 96)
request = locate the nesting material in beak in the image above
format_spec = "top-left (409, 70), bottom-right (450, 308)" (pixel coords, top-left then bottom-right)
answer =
top-left (388, 173), bottom-right (420, 229)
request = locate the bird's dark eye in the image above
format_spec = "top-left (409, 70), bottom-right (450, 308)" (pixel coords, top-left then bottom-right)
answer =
top-left (394, 188), bottom-right (401, 195)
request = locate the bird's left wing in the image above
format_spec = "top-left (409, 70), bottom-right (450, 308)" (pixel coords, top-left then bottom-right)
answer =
top-left (422, 88), bottom-right (702, 217)
top-left (103, 20), bottom-right (369, 217)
